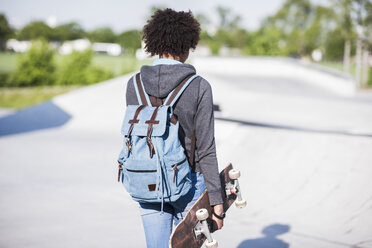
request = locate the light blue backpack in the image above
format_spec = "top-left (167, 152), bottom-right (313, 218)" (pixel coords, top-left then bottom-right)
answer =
top-left (117, 73), bottom-right (199, 207)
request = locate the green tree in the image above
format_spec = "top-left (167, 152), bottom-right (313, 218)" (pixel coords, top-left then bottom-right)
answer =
top-left (0, 13), bottom-right (13, 50)
top-left (243, 28), bottom-right (285, 56)
top-left (196, 12), bottom-right (213, 48)
top-left (216, 6), bottom-right (241, 30)
top-left (304, 5), bottom-right (336, 55)
top-left (227, 28), bottom-right (249, 49)
top-left (324, 28), bottom-right (348, 60)
top-left (195, 13), bottom-right (211, 31)
top-left (352, 0), bottom-right (370, 85)
top-left (57, 50), bottom-right (92, 85)
top-left (11, 40), bottom-right (56, 86)
top-left (87, 27), bottom-right (117, 43)
top-left (366, 0), bottom-right (372, 45)
top-left (117, 29), bottom-right (141, 55)
top-left (209, 6), bottom-right (242, 54)
top-left (17, 21), bottom-right (52, 40)
top-left (57, 50), bottom-right (112, 85)
top-left (332, 0), bottom-right (355, 72)
top-left (52, 22), bottom-right (85, 41)
top-left (261, 0), bottom-right (314, 57)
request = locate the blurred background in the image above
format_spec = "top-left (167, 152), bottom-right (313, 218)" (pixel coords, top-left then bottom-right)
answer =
top-left (0, 0), bottom-right (372, 247)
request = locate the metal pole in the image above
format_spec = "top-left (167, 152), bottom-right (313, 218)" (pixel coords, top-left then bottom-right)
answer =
top-left (356, 25), bottom-right (363, 87)
top-left (362, 49), bottom-right (369, 87)
top-left (344, 39), bottom-right (351, 74)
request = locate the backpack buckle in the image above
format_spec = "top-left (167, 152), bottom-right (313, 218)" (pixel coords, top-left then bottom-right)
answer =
top-left (146, 137), bottom-right (155, 158)
top-left (117, 162), bottom-right (123, 182)
top-left (126, 138), bottom-right (132, 154)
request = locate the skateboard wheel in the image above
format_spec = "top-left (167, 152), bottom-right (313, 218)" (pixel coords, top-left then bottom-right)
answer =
top-left (196, 208), bottom-right (209, 221)
top-left (229, 169), bottom-right (241, 180)
top-left (205, 239), bottom-right (218, 248)
top-left (235, 198), bottom-right (247, 208)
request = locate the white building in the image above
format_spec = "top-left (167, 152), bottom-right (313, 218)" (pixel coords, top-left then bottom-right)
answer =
top-left (59, 39), bottom-right (122, 56)
top-left (91, 42), bottom-right (122, 56)
top-left (6, 39), bottom-right (32, 53)
top-left (59, 39), bottom-right (91, 55)
top-left (6, 38), bottom-right (123, 57)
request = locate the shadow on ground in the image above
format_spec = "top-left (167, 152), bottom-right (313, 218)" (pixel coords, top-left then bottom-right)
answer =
top-left (0, 101), bottom-right (71, 137)
top-left (215, 115), bottom-right (372, 138)
top-left (237, 224), bottom-right (290, 248)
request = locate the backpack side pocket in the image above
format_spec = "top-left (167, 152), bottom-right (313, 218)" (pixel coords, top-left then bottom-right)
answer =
top-left (165, 156), bottom-right (192, 199)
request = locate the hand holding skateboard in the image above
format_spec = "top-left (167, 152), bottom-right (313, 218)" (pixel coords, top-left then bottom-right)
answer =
top-left (169, 163), bottom-right (246, 248)
top-left (210, 204), bottom-right (224, 231)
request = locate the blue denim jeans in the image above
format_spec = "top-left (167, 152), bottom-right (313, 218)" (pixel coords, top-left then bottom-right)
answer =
top-left (139, 172), bottom-right (206, 248)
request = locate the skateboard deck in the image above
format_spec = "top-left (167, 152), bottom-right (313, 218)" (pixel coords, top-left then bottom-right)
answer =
top-left (169, 163), bottom-right (240, 248)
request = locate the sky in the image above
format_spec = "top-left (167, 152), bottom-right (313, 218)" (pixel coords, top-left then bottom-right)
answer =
top-left (0, 0), bottom-right (329, 32)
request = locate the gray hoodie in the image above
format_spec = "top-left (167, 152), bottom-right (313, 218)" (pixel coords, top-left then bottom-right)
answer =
top-left (125, 63), bottom-right (223, 206)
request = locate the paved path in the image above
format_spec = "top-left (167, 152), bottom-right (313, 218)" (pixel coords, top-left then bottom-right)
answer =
top-left (0, 57), bottom-right (371, 248)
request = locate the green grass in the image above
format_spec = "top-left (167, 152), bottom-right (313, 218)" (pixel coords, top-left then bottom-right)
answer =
top-left (315, 61), bottom-right (372, 87)
top-left (92, 54), bottom-right (150, 76)
top-left (0, 52), bottom-right (153, 109)
top-left (0, 86), bottom-right (82, 109)
top-left (314, 61), bottom-right (356, 76)
top-left (0, 52), bottom-right (152, 76)
top-left (0, 53), bottom-right (18, 73)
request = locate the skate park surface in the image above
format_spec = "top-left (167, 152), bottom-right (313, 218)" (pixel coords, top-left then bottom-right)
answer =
top-left (0, 57), bottom-right (372, 248)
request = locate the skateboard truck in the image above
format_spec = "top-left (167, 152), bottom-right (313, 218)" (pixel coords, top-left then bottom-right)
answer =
top-left (226, 169), bottom-right (247, 208)
top-left (194, 209), bottom-right (218, 248)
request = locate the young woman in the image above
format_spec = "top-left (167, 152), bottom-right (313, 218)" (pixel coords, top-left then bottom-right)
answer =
top-left (125, 8), bottom-right (224, 247)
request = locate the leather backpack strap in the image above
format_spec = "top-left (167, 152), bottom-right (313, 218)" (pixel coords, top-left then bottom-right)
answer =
top-left (149, 95), bottom-right (163, 107)
top-left (164, 74), bottom-right (199, 106)
top-left (147, 73), bottom-right (199, 169)
top-left (126, 104), bottom-right (146, 154)
top-left (145, 106), bottom-right (160, 158)
top-left (164, 74), bottom-right (199, 169)
top-left (133, 73), bottom-right (152, 106)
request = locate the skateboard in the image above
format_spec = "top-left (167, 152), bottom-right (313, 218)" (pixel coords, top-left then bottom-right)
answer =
top-left (169, 163), bottom-right (246, 248)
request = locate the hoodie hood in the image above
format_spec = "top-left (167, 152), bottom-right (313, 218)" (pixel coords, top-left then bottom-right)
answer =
top-left (140, 64), bottom-right (196, 98)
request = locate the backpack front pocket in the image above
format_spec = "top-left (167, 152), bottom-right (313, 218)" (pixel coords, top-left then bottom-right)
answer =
top-left (122, 159), bottom-right (159, 202)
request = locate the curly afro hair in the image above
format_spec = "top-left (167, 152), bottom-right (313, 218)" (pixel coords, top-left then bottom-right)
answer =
top-left (142, 8), bottom-right (200, 58)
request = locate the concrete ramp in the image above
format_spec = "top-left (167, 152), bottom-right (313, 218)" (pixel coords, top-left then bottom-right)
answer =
top-left (193, 57), bottom-right (357, 96)
top-left (197, 58), bottom-right (372, 248)
top-left (0, 57), bottom-right (371, 248)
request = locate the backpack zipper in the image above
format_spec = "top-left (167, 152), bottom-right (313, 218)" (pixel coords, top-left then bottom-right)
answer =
top-left (172, 158), bottom-right (187, 183)
top-left (126, 168), bottom-right (157, 173)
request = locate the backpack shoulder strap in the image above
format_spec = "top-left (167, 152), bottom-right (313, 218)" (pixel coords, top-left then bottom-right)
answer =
top-left (164, 74), bottom-right (199, 107)
top-left (132, 73), bottom-right (152, 106)
top-left (163, 74), bottom-right (199, 169)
